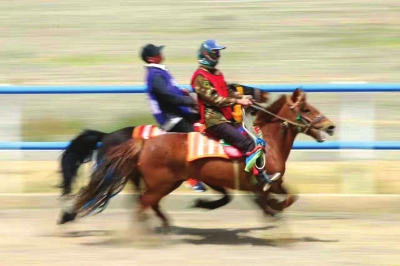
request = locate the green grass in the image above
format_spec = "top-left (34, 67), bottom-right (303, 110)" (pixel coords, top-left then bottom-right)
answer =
top-left (42, 55), bottom-right (137, 66)
top-left (372, 37), bottom-right (400, 48)
top-left (22, 119), bottom-right (85, 141)
top-left (38, 52), bottom-right (253, 67)
top-left (21, 114), bottom-right (156, 141)
top-left (2, 0), bottom-right (400, 84)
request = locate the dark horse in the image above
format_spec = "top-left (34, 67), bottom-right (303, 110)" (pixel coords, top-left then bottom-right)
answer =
top-left (73, 88), bottom-right (336, 231)
top-left (57, 84), bottom-right (266, 224)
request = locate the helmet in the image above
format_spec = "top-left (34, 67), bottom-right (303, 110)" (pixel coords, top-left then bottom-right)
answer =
top-left (197, 40), bottom-right (226, 68)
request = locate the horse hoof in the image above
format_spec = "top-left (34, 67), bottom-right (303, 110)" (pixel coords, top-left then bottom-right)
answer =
top-left (57, 212), bottom-right (77, 225)
top-left (137, 212), bottom-right (151, 223)
top-left (271, 212), bottom-right (285, 221)
top-left (192, 199), bottom-right (204, 208)
top-left (264, 204), bottom-right (280, 218)
top-left (161, 226), bottom-right (172, 235)
top-left (284, 195), bottom-right (299, 208)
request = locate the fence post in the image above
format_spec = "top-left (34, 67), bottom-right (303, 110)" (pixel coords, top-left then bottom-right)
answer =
top-left (339, 92), bottom-right (376, 194)
top-left (0, 94), bottom-right (23, 193)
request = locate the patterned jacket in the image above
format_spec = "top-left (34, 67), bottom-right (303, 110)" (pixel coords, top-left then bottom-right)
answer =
top-left (192, 66), bottom-right (250, 127)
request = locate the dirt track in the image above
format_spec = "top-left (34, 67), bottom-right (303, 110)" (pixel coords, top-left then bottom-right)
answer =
top-left (0, 209), bottom-right (399, 266)
top-left (3, 159), bottom-right (400, 194)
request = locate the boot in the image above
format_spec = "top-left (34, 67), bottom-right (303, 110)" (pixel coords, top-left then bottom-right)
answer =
top-left (258, 170), bottom-right (281, 191)
top-left (185, 178), bottom-right (207, 192)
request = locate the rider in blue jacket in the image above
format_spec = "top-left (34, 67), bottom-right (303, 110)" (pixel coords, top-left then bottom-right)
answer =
top-left (140, 43), bottom-right (207, 192)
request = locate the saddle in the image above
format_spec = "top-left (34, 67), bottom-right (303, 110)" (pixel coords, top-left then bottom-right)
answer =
top-left (190, 107), bottom-right (267, 174)
top-left (132, 108), bottom-right (266, 174)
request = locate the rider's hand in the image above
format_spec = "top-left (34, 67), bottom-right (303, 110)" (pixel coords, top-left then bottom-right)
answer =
top-left (181, 88), bottom-right (191, 95)
top-left (260, 92), bottom-right (270, 103)
top-left (237, 98), bottom-right (253, 106)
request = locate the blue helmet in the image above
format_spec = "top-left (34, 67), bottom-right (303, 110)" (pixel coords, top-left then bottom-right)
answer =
top-left (197, 40), bottom-right (226, 68)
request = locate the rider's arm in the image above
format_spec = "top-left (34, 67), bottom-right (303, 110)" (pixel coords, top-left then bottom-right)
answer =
top-left (227, 83), bottom-right (263, 101)
top-left (226, 82), bottom-right (246, 99)
top-left (193, 75), bottom-right (237, 107)
top-left (152, 74), bottom-right (197, 106)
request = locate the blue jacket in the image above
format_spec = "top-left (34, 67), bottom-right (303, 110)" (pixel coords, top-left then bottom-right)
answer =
top-left (145, 64), bottom-right (198, 126)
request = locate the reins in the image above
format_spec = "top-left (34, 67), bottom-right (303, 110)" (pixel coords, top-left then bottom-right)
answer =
top-left (250, 102), bottom-right (305, 129)
top-left (250, 102), bottom-right (325, 134)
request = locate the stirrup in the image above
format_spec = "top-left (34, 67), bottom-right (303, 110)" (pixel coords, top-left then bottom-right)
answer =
top-left (259, 172), bottom-right (281, 191)
top-left (268, 172), bottom-right (281, 182)
top-left (263, 183), bottom-right (271, 192)
top-left (260, 171), bottom-right (281, 183)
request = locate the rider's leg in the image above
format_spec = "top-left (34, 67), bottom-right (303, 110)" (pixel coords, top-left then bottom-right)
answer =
top-left (169, 118), bottom-right (195, 133)
top-left (168, 118), bottom-right (207, 192)
top-left (205, 123), bottom-right (281, 190)
top-left (205, 122), bottom-right (255, 153)
top-left (185, 178), bottom-right (206, 192)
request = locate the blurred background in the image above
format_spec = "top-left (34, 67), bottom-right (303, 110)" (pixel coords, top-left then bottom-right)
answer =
top-left (0, 0), bottom-right (400, 195)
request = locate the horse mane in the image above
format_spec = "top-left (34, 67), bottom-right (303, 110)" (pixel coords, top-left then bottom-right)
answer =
top-left (255, 94), bottom-right (288, 125)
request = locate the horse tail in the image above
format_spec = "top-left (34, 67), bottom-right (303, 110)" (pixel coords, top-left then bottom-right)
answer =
top-left (59, 129), bottom-right (106, 195)
top-left (73, 139), bottom-right (142, 216)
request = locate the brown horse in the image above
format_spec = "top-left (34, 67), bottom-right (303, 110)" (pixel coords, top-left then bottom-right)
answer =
top-left (74, 88), bottom-right (335, 230)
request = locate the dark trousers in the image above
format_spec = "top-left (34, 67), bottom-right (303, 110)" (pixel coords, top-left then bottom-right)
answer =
top-left (205, 122), bottom-right (255, 154)
top-left (168, 119), bottom-right (194, 133)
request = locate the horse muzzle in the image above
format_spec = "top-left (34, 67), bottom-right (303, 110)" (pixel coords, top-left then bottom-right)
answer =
top-left (316, 123), bottom-right (335, 142)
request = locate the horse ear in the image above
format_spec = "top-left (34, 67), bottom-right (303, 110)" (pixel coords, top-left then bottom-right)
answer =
top-left (290, 87), bottom-right (306, 109)
top-left (291, 87), bottom-right (302, 102)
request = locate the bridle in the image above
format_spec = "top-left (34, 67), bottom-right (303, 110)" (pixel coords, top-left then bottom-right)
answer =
top-left (251, 102), bottom-right (325, 134)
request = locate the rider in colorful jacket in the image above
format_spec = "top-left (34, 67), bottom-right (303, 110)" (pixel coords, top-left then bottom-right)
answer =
top-left (141, 43), bottom-right (207, 192)
top-left (191, 40), bottom-right (281, 191)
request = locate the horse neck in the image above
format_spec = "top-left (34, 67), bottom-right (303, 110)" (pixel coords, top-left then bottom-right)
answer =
top-left (261, 116), bottom-right (297, 170)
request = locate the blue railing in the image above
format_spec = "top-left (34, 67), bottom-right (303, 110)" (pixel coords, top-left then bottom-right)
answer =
top-left (1, 83), bottom-right (400, 150)
top-left (0, 141), bottom-right (399, 150)
top-left (1, 83), bottom-right (400, 94)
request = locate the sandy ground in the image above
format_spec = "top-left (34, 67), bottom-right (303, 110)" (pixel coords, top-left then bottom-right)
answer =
top-left (1, 159), bottom-right (400, 194)
top-left (0, 209), bottom-right (399, 266)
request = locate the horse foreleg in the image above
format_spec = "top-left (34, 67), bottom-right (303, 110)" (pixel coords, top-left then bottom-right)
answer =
top-left (271, 182), bottom-right (299, 209)
top-left (253, 194), bottom-right (279, 218)
top-left (283, 194), bottom-right (299, 209)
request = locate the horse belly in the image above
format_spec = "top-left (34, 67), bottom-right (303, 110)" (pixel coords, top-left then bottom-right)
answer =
top-left (188, 159), bottom-right (254, 191)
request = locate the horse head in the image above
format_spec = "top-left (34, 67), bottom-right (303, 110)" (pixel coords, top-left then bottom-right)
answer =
top-left (255, 87), bottom-right (336, 142)
top-left (253, 87), bottom-right (336, 214)
top-left (287, 87), bottom-right (336, 140)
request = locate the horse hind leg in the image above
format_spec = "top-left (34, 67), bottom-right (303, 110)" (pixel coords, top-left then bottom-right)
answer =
top-left (192, 183), bottom-right (232, 210)
top-left (136, 180), bottom-right (183, 232)
top-left (124, 181), bottom-right (183, 248)
top-left (151, 204), bottom-right (172, 234)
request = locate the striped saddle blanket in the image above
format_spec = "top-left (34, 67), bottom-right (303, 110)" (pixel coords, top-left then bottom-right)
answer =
top-left (132, 124), bottom-right (247, 162)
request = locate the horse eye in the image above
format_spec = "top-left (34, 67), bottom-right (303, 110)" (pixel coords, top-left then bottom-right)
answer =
top-left (303, 109), bottom-right (311, 113)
